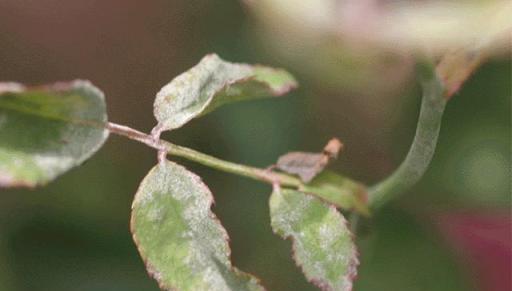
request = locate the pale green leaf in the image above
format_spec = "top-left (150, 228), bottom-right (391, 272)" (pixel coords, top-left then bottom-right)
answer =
top-left (153, 54), bottom-right (297, 133)
top-left (131, 160), bottom-right (265, 291)
top-left (303, 171), bottom-right (370, 216)
top-left (270, 188), bottom-right (359, 291)
top-left (0, 80), bottom-right (109, 187)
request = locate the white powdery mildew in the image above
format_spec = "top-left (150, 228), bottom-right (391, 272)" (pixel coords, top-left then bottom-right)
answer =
top-left (0, 151), bottom-right (36, 185)
top-left (53, 80), bottom-right (108, 157)
top-left (147, 205), bottom-right (165, 223)
top-left (271, 189), bottom-right (313, 233)
top-left (134, 161), bottom-right (263, 291)
top-left (154, 54), bottom-right (254, 131)
top-left (317, 222), bottom-right (339, 252)
top-left (180, 230), bottom-right (194, 239)
top-left (33, 154), bottom-right (74, 180)
top-left (59, 121), bottom-right (108, 164)
top-left (134, 169), bottom-right (158, 206)
top-left (270, 189), bottom-right (358, 291)
top-left (201, 265), bottom-right (230, 291)
top-left (0, 80), bottom-right (108, 186)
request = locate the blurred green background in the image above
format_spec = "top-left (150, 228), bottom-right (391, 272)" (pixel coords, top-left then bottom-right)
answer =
top-left (0, 1), bottom-right (510, 291)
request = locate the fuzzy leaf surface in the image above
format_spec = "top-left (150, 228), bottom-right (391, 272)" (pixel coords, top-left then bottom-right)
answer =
top-left (0, 80), bottom-right (108, 187)
top-left (270, 188), bottom-right (358, 291)
top-left (131, 160), bottom-right (265, 291)
top-left (153, 54), bottom-right (297, 133)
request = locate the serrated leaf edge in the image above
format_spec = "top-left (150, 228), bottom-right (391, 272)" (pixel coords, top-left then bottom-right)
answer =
top-left (130, 160), bottom-right (266, 291)
top-left (270, 189), bottom-right (359, 291)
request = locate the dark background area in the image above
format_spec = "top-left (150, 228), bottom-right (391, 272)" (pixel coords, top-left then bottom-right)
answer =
top-left (0, 1), bottom-right (510, 291)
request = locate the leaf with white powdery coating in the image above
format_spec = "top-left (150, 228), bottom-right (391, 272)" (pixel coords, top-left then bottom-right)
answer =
top-left (270, 188), bottom-right (358, 291)
top-left (131, 160), bottom-right (265, 291)
top-left (153, 53), bottom-right (297, 133)
top-left (0, 80), bottom-right (108, 187)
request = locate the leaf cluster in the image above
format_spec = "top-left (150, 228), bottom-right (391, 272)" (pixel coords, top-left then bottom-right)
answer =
top-left (0, 55), bottom-right (362, 290)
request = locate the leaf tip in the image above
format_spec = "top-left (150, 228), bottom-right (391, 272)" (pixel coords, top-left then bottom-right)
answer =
top-left (253, 65), bottom-right (298, 95)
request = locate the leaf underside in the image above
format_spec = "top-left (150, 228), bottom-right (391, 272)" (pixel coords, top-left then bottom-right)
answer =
top-left (131, 160), bottom-right (265, 291)
top-left (270, 188), bottom-right (359, 291)
top-left (153, 53), bottom-right (297, 133)
top-left (0, 80), bottom-right (109, 187)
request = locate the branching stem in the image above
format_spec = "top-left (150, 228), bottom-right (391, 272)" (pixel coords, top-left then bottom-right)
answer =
top-left (106, 122), bottom-right (303, 188)
top-left (107, 65), bottom-right (446, 212)
top-left (108, 60), bottom-right (473, 212)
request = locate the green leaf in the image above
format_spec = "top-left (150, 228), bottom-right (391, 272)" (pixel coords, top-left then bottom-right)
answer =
top-left (0, 80), bottom-right (109, 187)
top-left (131, 160), bottom-right (265, 291)
top-left (269, 188), bottom-right (358, 291)
top-left (153, 54), bottom-right (297, 133)
top-left (303, 171), bottom-right (370, 216)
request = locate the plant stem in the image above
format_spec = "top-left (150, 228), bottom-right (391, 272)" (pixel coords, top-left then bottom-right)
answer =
top-left (368, 67), bottom-right (446, 209)
top-left (106, 122), bottom-right (303, 188)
